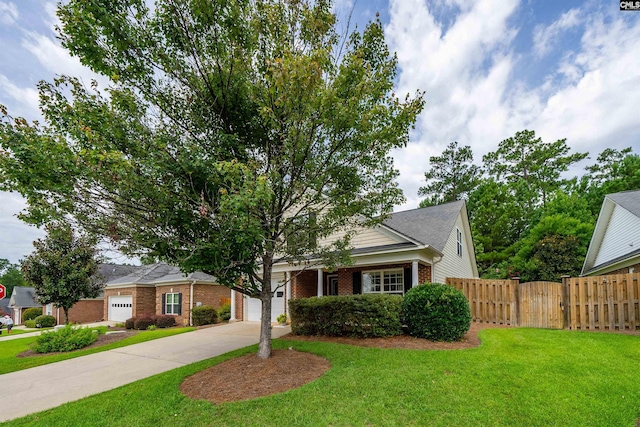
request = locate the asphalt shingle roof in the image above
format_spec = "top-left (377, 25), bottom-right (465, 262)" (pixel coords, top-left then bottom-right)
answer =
top-left (10, 287), bottom-right (39, 308)
top-left (106, 263), bottom-right (217, 286)
top-left (608, 189), bottom-right (640, 218)
top-left (382, 200), bottom-right (465, 253)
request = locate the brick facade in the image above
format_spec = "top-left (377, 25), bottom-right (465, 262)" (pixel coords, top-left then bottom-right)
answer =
top-left (103, 286), bottom-right (157, 321)
top-left (605, 262), bottom-right (640, 275)
top-left (291, 262), bottom-right (432, 298)
top-left (233, 290), bottom-right (244, 321)
top-left (50, 300), bottom-right (104, 325)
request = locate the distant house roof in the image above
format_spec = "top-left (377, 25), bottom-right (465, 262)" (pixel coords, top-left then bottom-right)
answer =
top-left (0, 298), bottom-right (10, 315)
top-left (97, 264), bottom-right (142, 283)
top-left (382, 200), bottom-right (466, 253)
top-left (582, 189), bottom-right (640, 275)
top-left (106, 263), bottom-right (217, 287)
top-left (9, 287), bottom-right (40, 308)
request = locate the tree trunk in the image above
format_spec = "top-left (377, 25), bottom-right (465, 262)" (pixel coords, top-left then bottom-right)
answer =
top-left (258, 263), bottom-right (271, 359)
top-left (63, 307), bottom-right (69, 325)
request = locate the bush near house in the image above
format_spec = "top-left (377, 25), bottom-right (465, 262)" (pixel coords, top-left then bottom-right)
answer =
top-left (289, 294), bottom-right (403, 338)
top-left (218, 303), bottom-right (231, 321)
top-left (192, 305), bottom-right (218, 326)
top-left (23, 307), bottom-right (43, 321)
top-left (33, 315), bottom-right (56, 328)
top-left (33, 325), bottom-right (99, 353)
top-left (402, 282), bottom-right (471, 341)
top-left (24, 320), bottom-right (37, 328)
top-left (125, 315), bottom-right (177, 330)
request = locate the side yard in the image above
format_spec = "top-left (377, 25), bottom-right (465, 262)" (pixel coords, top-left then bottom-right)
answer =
top-left (4, 327), bottom-right (640, 427)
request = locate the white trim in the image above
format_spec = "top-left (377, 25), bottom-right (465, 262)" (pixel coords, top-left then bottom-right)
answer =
top-left (361, 268), bottom-right (405, 295)
top-left (230, 290), bottom-right (236, 321)
top-left (412, 260), bottom-right (419, 286)
top-left (317, 269), bottom-right (323, 297)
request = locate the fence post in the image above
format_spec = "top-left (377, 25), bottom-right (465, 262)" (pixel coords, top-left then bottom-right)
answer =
top-left (561, 275), bottom-right (570, 329)
top-left (512, 277), bottom-right (520, 327)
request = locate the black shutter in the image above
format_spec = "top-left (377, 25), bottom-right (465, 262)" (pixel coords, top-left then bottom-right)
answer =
top-left (404, 267), bottom-right (413, 294)
top-left (177, 293), bottom-right (182, 315)
top-left (161, 293), bottom-right (166, 314)
top-left (352, 272), bottom-right (361, 294)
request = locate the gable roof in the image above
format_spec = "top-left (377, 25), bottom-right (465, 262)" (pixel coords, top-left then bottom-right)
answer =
top-left (9, 287), bottom-right (39, 308)
top-left (97, 264), bottom-right (141, 283)
top-left (582, 189), bottom-right (640, 275)
top-left (382, 200), bottom-right (466, 253)
top-left (106, 263), bottom-right (217, 287)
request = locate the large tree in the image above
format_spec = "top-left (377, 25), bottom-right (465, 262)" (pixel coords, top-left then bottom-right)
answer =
top-left (0, 1), bottom-right (423, 358)
top-left (0, 259), bottom-right (26, 300)
top-left (21, 222), bottom-right (103, 324)
top-left (418, 141), bottom-right (480, 207)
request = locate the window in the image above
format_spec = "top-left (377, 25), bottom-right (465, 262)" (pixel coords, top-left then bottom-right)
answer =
top-left (165, 293), bottom-right (181, 315)
top-left (362, 269), bottom-right (404, 295)
top-left (457, 228), bottom-right (463, 257)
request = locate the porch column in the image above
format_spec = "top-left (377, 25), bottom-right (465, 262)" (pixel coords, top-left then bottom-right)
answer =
top-left (230, 290), bottom-right (236, 321)
top-left (412, 260), bottom-right (419, 286)
top-left (317, 269), bottom-right (323, 297)
top-left (285, 271), bottom-right (291, 315)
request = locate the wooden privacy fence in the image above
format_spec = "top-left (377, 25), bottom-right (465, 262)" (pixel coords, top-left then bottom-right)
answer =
top-left (447, 273), bottom-right (640, 330)
top-left (565, 274), bottom-right (640, 331)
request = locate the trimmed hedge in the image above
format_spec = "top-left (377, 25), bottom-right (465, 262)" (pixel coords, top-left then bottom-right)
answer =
top-left (125, 315), bottom-right (177, 330)
top-left (218, 303), bottom-right (231, 321)
top-left (192, 305), bottom-right (218, 326)
top-left (24, 320), bottom-right (37, 328)
top-left (33, 325), bottom-right (99, 353)
top-left (23, 307), bottom-right (43, 321)
top-left (289, 294), bottom-right (403, 338)
top-left (34, 315), bottom-right (56, 328)
top-left (401, 282), bottom-right (471, 342)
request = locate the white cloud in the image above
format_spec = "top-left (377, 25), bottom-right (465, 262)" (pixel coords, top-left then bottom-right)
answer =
top-left (0, 1), bottom-right (18, 25)
top-left (0, 74), bottom-right (40, 118)
top-left (533, 8), bottom-right (581, 58)
top-left (0, 192), bottom-right (44, 264)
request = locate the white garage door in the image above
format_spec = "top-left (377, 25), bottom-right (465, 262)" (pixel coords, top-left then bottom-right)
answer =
top-left (108, 295), bottom-right (133, 322)
top-left (247, 276), bottom-right (286, 322)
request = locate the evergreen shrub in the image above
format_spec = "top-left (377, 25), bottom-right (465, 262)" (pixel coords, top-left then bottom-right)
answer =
top-left (401, 282), bottom-right (471, 341)
top-left (192, 305), bottom-right (217, 326)
top-left (34, 325), bottom-right (98, 353)
top-left (34, 315), bottom-right (56, 328)
top-left (23, 307), bottom-right (43, 321)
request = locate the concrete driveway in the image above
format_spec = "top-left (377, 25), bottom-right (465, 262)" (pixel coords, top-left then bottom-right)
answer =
top-left (0, 322), bottom-right (291, 422)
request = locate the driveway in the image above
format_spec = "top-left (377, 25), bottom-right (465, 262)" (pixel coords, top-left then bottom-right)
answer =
top-left (0, 322), bottom-right (291, 422)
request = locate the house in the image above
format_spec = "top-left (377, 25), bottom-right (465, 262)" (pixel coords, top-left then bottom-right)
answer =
top-left (237, 200), bottom-right (479, 322)
top-left (102, 263), bottom-right (231, 325)
top-left (582, 189), bottom-right (640, 276)
top-left (44, 263), bottom-right (141, 325)
top-left (8, 287), bottom-right (40, 325)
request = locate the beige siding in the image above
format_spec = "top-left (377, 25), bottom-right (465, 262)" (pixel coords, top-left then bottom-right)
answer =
top-left (594, 205), bottom-right (640, 268)
top-left (434, 213), bottom-right (476, 283)
top-left (319, 225), bottom-right (401, 249)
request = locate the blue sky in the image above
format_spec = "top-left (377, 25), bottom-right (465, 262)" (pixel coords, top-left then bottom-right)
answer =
top-left (1, 0), bottom-right (639, 264)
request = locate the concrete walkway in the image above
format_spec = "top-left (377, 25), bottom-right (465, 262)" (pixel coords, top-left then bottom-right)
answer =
top-left (0, 322), bottom-right (291, 422)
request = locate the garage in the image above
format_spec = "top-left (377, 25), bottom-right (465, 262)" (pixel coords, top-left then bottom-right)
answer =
top-left (108, 295), bottom-right (133, 322)
top-left (246, 277), bottom-right (286, 322)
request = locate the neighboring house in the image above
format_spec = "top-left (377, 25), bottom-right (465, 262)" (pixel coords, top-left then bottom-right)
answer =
top-left (103, 263), bottom-right (231, 326)
top-left (0, 297), bottom-right (11, 317)
top-left (8, 287), bottom-right (40, 325)
top-left (582, 189), bottom-right (640, 276)
top-left (240, 200), bottom-right (479, 322)
top-left (44, 263), bottom-right (141, 325)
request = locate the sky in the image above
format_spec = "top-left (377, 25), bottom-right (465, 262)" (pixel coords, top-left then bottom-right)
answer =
top-left (1, 0), bottom-right (639, 265)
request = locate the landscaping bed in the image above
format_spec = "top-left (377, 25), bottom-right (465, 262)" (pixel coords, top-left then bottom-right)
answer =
top-left (16, 330), bottom-right (135, 358)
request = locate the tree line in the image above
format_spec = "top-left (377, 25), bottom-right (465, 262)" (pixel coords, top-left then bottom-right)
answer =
top-left (418, 130), bottom-right (640, 281)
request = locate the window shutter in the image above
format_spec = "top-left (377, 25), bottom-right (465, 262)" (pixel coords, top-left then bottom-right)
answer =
top-left (404, 267), bottom-right (412, 294)
top-left (177, 293), bottom-right (182, 315)
top-left (161, 293), bottom-right (166, 314)
top-left (352, 272), bottom-right (361, 294)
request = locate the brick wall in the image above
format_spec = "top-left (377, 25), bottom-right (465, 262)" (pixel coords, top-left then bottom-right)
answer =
top-left (606, 262), bottom-right (640, 275)
top-left (233, 290), bottom-right (244, 321)
top-left (291, 262), bottom-right (433, 298)
top-left (52, 300), bottom-right (104, 325)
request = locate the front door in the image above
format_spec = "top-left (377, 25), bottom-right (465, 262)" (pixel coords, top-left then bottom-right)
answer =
top-left (325, 275), bottom-right (339, 296)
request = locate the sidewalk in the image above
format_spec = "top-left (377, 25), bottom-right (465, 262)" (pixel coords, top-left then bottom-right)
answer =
top-left (0, 322), bottom-right (291, 422)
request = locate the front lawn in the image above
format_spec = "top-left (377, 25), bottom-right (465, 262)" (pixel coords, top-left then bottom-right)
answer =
top-left (5, 328), bottom-right (640, 426)
top-left (0, 327), bottom-right (195, 374)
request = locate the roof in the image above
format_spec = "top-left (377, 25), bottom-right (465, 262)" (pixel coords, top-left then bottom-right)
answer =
top-left (0, 298), bottom-right (10, 315)
top-left (9, 287), bottom-right (39, 308)
top-left (106, 263), bottom-right (217, 287)
top-left (382, 200), bottom-right (465, 252)
top-left (607, 189), bottom-right (640, 218)
top-left (97, 264), bottom-right (142, 283)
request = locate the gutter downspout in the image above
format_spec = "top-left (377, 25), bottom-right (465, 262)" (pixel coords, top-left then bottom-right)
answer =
top-left (189, 280), bottom-right (196, 326)
top-left (432, 256), bottom-right (442, 283)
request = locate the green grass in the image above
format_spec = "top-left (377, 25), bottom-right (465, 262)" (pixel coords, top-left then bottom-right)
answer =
top-left (0, 328), bottom-right (40, 336)
top-left (4, 328), bottom-right (640, 426)
top-left (0, 327), bottom-right (195, 374)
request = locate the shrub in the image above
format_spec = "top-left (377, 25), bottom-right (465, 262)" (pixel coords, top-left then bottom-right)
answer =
top-left (401, 282), bottom-right (471, 341)
top-left (124, 317), bottom-right (135, 330)
top-left (134, 316), bottom-right (156, 330)
top-left (276, 313), bottom-right (287, 324)
top-left (34, 315), bottom-right (56, 328)
top-left (155, 315), bottom-right (176, 328)
top-left (192, 305), bottom-right (217, 326)
top-left (33, 325), bottom-right (98, 353)
top-left (218, 303), bottom-right (231, 321)
top-left (289, 294), bottom-right (403, 338)
top-left (147, 324), bottom-right (157, 331)
top-left (23, 307), bottom-right (43, 321)
top-left (24, 320), bottom-right (37, 328)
